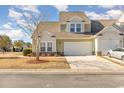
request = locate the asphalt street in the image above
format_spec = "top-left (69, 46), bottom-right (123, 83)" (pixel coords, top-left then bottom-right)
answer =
top-left (0, 73), bottom-right (124, 88)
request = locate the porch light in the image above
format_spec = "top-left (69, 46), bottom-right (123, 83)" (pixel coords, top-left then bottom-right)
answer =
top-left (119, 33), bottom-right (124, 36)
top-left (82, 20), bottom-right (85, 22)
top-left (66, 21), bottom-right (70, 22)
top-left (98, 34), bottom-right (103, 37)
top-left (38, 36), bottom-right (41, 38)
top-left (51, 35), bottom-right (56, 38)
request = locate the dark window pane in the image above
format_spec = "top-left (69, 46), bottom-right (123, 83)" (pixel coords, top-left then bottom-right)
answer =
top-left (76, 28), bottom-right (81, 32)
top-left (76, 24), bottom-right (81, 32)
top-left (40, 42), bottom-right (46, 52)
top-left (122, 49), bottom-right (124, 52)
top-left (113, 48), bottom-right (122, 51)
top-left (70, 24), bottom-right (75, 32)
top-left (40, 47), bottom-right (45, 52)
top-left (47, 47), bottom-right (52, 52)
top-left (70, 28), bottom-right (75, 32)
top-left (47, 42), bottom-right (52, 52)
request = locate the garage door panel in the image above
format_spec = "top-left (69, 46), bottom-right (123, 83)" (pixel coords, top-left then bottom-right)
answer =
top-left (64, 42), bottom-right (92, 56)
top-left (101, 40), bottom-right (119, 55)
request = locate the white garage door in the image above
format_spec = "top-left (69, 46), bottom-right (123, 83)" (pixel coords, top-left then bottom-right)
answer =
top-left (64, 42), bottom-right (92, 56)
top-left (101, 40), bottom-right (120, 55)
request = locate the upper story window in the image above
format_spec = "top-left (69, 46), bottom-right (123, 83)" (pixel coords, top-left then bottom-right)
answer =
top-left (76, 24), bottom-right (81, 32)
top-left (70, 23), bottom-right (82, 32)
top-left (70, 24), bottom-right (75, 32)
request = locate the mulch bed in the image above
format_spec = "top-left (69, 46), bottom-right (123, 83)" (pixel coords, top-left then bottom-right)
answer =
top-left (27, 60), bottom-right (49, 64)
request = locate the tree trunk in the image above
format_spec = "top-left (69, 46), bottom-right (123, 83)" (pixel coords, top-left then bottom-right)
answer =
top-left (36, 53), bottom-right (39, 61)
top-left (36, 38), bottom-right (40, 61)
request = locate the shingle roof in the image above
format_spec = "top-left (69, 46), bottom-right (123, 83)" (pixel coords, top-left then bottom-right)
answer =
top-left (59, 12), bottom-right (90, 23)
top-left (96, 24), bottom-right (124, 36)
top-left (91, 20), bottom-right (117, 35)
top-left (50, 32), bottom-right (94, 39)
top-left (91, 20), bottom-right (104, 35)
top-left (113, 24), bottom-right (124, 34)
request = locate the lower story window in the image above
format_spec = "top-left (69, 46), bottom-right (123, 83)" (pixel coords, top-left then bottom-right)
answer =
top-left (40, 42), bottom-right (52, 52)
top-left (40, 42), bottom-right (45, 52)
top-left (47, 42), bottom-right (52, 52)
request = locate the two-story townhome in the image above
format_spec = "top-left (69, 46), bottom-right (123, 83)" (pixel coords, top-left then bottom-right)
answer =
top-left (32, 12), bottom-right (124, 56)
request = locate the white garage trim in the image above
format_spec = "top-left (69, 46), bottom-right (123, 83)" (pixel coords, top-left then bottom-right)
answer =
top-left (64, 41), bottom-right (92, 56)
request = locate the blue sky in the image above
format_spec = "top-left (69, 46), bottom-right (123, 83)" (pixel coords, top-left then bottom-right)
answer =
top-left (0, 5), bottom-right (123, 43)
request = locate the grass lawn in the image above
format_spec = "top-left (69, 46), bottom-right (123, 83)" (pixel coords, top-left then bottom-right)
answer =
top-left (0, 57), bottom-right (70, 69)
top-left (0, 52), bottom-right (22, 57)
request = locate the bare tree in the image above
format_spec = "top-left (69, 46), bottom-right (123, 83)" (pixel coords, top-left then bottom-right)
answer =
top-left (12, 11), bottom-right (49, 61)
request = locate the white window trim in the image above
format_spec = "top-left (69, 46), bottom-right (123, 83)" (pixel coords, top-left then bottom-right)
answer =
top-left (40, 41), bottom-right (53, 52)
top-left (69, 22), bottom-right (84, 32)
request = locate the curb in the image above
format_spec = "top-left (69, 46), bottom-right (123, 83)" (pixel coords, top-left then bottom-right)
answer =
top-left (0, 69), bottom-right (124, 75)
top-left (100, 56), bottom-right (124, 66)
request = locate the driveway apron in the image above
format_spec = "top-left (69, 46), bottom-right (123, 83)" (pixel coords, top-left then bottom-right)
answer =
top-left (65, 56), bottom-right (124, 71)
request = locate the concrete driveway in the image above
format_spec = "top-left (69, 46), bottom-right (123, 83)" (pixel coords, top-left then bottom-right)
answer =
top-left (65, 56), bottom-right (124, 71)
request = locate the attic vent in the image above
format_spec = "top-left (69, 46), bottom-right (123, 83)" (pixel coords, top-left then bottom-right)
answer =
top-left (61, 24), bottom-right (66, 32)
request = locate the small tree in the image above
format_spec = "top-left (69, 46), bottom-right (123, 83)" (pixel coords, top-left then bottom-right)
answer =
top-left (13, 40), bottom-right (25, 52)
top-left (0, 35), bottom-right (12, 52)
top-left (14, 40), bottom-right (25, 48)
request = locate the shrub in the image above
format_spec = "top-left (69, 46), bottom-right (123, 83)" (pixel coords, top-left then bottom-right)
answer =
top-left (23, 48), bottom-right (32, 56)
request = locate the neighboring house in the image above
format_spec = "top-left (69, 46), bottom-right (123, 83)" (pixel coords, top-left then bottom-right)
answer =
top-left (32, 12), bottom-right (124, 56)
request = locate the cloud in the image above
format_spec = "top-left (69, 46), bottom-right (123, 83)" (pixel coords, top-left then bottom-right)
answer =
top-left (52, 5), bottom-right (68, 11)
top-left (15, 5), bottom-right (40, 13)
top-left (106, 9), bottom-right (122, 19)
top-left (85, 11), bottom-right (109, 19)
top-left (23, 12), bottom-right (31, 18)
top-left (8, 8), bottom-right (23, 20)
top-left (3, 24), bottom-right (12, 29)
top-left (119, 12), bottom-right (124, 22)
top-left (98, 5), bottom-right (116, 9)
top-left (0, 29), bottom-right (26, 41)
top-left (85, 9), bottom-right (122, 19)
top-left (0, 23), bottom-right (30, 41)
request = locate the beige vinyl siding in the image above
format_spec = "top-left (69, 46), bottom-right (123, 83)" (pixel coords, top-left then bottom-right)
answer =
top-left (60, 24), bottom-right (66, 32)
top-left (85, 24), bottom-right (91, 32)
